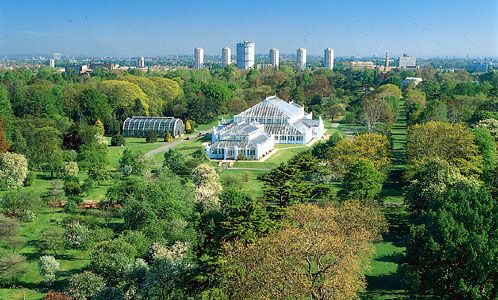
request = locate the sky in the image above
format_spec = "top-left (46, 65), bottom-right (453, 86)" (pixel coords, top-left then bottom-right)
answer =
top-left (0, 0), bottom-right (497, 57)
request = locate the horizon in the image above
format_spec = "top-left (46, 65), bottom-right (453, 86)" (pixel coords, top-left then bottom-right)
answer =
top-left (0, 0), bottom-right (497, 57)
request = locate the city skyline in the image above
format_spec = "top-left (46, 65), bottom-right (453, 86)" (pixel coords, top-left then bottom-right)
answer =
top-left (0, 0), bottom-right (496, 57)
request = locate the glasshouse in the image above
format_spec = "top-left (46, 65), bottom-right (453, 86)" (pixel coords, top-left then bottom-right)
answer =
top-left (122, 116), bottom-right (185, 138)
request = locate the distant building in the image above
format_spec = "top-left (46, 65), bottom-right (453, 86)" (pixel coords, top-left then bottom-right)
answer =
top-left (351, 61), bottom-right (376, 70)
top-left (402, 77), bottom-right (423, 88)
top-left (49, 59), bottom-right (55, 68)
top-left (90, 62), bottom-right (118, 70)
top-left (222, 47), bottom-right (231, 66)
top-left (207, 96), bottom-right (324, 160)
top-left (138, 56), bottom-right (145, 68)
top-left (385, 50), bottom-right (390, 68)
top-left (122, 116), bottom-right (185, 138)
top-left (467, 62), bottom-right (490, 73)
top-left (398, 54), bottom-right (417, 69)
top-left (53, 53), bottom-right (62, 60)
top-left (257, 64), bottom-right (274, 70)
top-left (324, 48), bottom-right (334, 69)
top-left (270, 48), bottom-right (279, 68)
top-left (79, 65), bottom-right (91, 74)
top-left (297, 48), bottom-right (307, 70)
top-left (236, 41), bottom-right (255, 69)
top-left (194, 47), bottom-right (204, 69)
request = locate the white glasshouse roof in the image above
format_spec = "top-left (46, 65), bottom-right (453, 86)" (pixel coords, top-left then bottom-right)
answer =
top-left (236, 96), bottom-right (303, 119)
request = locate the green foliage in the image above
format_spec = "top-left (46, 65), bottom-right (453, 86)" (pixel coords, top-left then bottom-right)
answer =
top-left (67, 271), bottom-right (105, 300)
top-left (0, 253), bottom-right (28, 286)
top-left (219, 189), bottom-right (272, 243)
top-left (119, 148), bottom-right (148, 177)
top-left (110, 134), bottom-right (126, 146)
top-left (164, 131), bottom-right (173, 142)
top-left (407, 121), bottom-right (483, 176)
top-left (64, 176), bottom-right (81, 196)
top-left (90, 239), bottom-right (137, 284)
top-left (28, 126), bottom-right (63, 176)
top-left (0, 190), bottom-right (42, 221)
top-left (145, 129), bottom-right (157, 143)
top-left (472, 127), bottom-right (497, 182)
top-left (260, 151), bottom-right (332, 207)
top-left (405, 160), bottom-right (498, 298)
top-left (339, 159), bottom-right (386, 201)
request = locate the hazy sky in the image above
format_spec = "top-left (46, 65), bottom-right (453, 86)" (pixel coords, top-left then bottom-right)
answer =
top-left (0, 0), bottom-right (497, 57)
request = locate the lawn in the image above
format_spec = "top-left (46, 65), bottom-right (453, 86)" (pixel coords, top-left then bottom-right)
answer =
top-left (362, 99), bottom-right (411, 299)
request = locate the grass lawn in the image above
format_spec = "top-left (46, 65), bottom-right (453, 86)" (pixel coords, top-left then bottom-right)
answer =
top-left (362, 99), bottom-right (412, 299)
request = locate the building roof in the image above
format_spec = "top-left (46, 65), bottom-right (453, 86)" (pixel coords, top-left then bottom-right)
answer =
top-left (211, 133), bottom-right (272, 149)
top-left (218, 121), bottom-right (261, 136)
top-left (236, 96), bottom-right (303, 120)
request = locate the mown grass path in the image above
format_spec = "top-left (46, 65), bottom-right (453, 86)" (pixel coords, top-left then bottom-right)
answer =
top-left (362, 100), bottom-right (411, 299)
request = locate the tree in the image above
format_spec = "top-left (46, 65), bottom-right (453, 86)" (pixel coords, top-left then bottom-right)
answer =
top-left (164, 131), bottom-right (173, 142)
top-left (67, 271), bottom-right (105, 300)
top-left (76, 88), bottom-right (112, 125)
top-left (28, 126), bottom-right (63, 177)
top-left (406, 121), bottom-right (482, 176)
top-left (142, 242), bottom-right (194, 299)
top-left (405, 160), bottom-right (498, 298)
top-left (361, 85), bottom-right (400, 132)
top-left (38, 255), bottom-right (60, 285)
top-left (0, 152), bottom-right (29, 189)
top-left (476, 118), bottom-right (498, 140)
top-left (78, 140), bottom-right (108, 171)
top-left (327, 133), bottom-right (391, 178)
top-left (0, 85), bottom-right (13, 120)
top-left (38, 226), bottom-right (66, 255)
top-left (64, 176), bottom-right (81, 196)
top-left (59, 161), bottom-right (79, 178)
top-left (94, 119), bottom-right (105, 134)
top-left (219, 189), bottom-right (272, 243)
top-left (145, 130), bottom-right (157, 143)
top-left (0, 119), bottom-right (9, 153)
top-left (405, 89), bottom-right (426, 124)
top-left (0, 190), bottom-right (42, 221)
top-left (185, 119), bottom-right (194, 134)
top-left (110, 134), bottom-right (126, 146)
top-left (192, 163), bottom-right (223, 211)
top-left (163, 149), bottom-right (194, 176)
top-left (472, 127), bottom-right (497, 183)
top-left (326, 103), bottom-right (346, 121)
top-left (0, 253), bottom-right (28, 286)
top-left (0, 215), bottom-right (24, 251)
top-left (119, 148), bottom-right (148, 177)
top-left (260, 151), bottom-right (332, 207)
top-left (223, 202), bottom-right (386, 300)
top-left (90, 239), bottom-right (137, 284)
top-left (98, 80), bottom-right (149, 119)
top-left (339, 159), bottom-right (385, 201)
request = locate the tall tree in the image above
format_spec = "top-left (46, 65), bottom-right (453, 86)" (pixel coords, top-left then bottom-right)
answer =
top-left (223, 202), bottom-right (386, 300)
top-left (405, 160), bottom-right (498, 298)
top-left (406, 121), bottom-right (482, 176)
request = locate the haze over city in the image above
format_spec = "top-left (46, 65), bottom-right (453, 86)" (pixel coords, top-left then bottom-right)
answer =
top-left (1, 0), bottom-right (497, 57)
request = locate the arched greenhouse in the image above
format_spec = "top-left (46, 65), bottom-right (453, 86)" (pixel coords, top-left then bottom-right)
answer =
top-left (122, 116), bottom-right (185, 138)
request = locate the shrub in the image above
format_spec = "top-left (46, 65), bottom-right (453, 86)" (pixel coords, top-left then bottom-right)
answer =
top-left (0, 190), bottom-right (42, 221)
top-left (64, 176), bottom-right (81, 196)
top-left (0, 152), bottom-right (29, 190)
top-left (145, 130), bottom-right (157, 143)
top-left (24, 171), bottom-right (36, 187)
top-left (164, 131), bottom-right (173, 142)
top-left (110, 134), bottom-right (126, 146)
